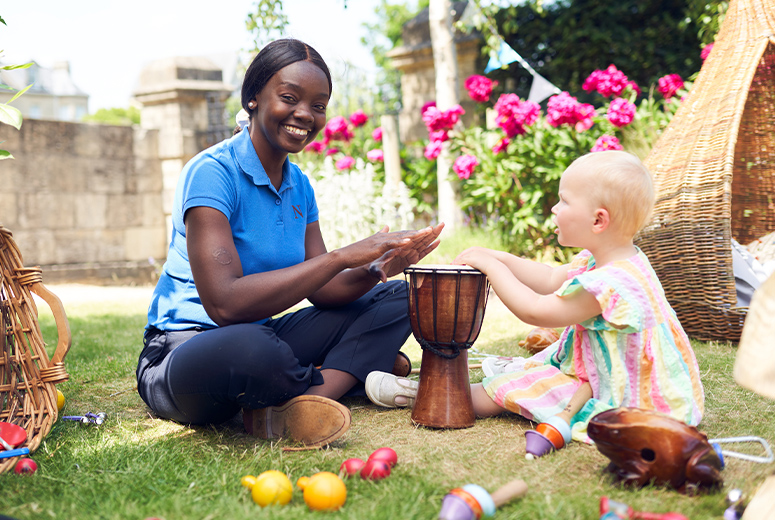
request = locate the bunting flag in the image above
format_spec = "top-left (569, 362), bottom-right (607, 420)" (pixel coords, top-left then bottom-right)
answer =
top-left (484, 39), bottom-right (522, 73)
top-left (460, 0), bottom-right (563, 104)
top-left (528, 72), bottom-right (561, 104)
top-left (485, 39), bottom-right (561, 103)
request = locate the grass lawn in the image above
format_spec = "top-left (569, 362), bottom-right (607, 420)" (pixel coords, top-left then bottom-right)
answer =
top-left (1, 232), bottom-right (773, 519)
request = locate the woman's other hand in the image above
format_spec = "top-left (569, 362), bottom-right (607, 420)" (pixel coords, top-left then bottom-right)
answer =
top-left (367, 223), bottom-right (444, 282)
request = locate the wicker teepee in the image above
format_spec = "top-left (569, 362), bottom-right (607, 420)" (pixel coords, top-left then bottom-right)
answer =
top-left (634, 0), bottom-right (775, 343)
top-left (0, 226), bottom-right (71, 473)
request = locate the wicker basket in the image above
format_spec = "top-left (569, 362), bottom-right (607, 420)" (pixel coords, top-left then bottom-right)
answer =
top-left (0, 226), bottom-right (71, 473)
top-left (634, 0), bottom-right (775, 343)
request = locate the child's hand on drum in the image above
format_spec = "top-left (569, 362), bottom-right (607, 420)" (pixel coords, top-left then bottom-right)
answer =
top-left (453, 247), bottom-right (499, 274)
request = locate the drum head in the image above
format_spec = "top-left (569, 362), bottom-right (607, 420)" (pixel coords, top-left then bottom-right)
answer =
top-left (403, 264), bottom-right (482, 275)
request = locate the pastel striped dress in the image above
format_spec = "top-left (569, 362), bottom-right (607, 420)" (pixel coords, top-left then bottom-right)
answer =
top-left (483, 248), bottom-right (705, 442)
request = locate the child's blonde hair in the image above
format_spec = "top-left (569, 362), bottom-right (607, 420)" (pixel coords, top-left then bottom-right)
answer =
top-left (570, 151), bottom-right (655, 237)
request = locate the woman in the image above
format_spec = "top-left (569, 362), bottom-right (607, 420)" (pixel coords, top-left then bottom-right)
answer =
top-left (136, 39), bottom-right (443, 448)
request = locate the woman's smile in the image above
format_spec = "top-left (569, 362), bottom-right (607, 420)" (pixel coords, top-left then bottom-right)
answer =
top-left (283, 124), bottom-right (310, 138)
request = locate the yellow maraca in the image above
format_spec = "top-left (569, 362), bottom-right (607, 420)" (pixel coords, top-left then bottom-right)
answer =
top-left (297, 471), bottom-right (347, 511)
top-left (243, 470), bottom-right (293, 507)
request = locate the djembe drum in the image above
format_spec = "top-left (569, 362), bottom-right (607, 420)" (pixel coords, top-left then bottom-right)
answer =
top-left (404, 265), bottom-right (489, 429)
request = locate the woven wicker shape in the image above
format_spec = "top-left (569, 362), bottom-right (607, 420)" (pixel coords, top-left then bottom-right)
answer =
top-left (634, 0), bottom-right (775, 342)
top-left (0, 226), bottom-right (71, 473)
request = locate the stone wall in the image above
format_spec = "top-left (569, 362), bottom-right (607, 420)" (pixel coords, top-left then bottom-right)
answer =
top-left (0, 119), bottom-right (166, 284)
top-left (0, 56), bottom-right (232, 285)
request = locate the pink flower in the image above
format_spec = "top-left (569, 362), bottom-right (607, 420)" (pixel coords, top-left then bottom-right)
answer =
top-left (305, 141), bottom-right (325, 154)
top-left (546, 92), bottom-right (581, 127)
top-left (606, 97), bottom-right (636, 128)
top-left (464, 75), bottom-right (497, 103)
top-left (335, 156), bottom-right (356, 171)
top-left (429, 130), bottom-right (449, 143)
top-left (349, 109), bottom-right (369, 127)
top-left (591, 135), bottom-right (624, 152)
top-left (546, 92), bottom-right (597, 129)
top-left (627, 80), bottom-right (641, 96)
top-left (420, 100), bottom-right (437, 115)
top-left (326, 147), bottom-right (339, 156)
top-left (492, 137), bottom-right (510, 155)
top-left (701, 43), bottom-right (714, 61)
top-left (493, 93), bottom-right (540, 137)
top-left (366, 149), bottom-right (384, 162)
top-left (372, 127), bottom-right (383, 141)
top-left (583, 64), bottom-right (631, 97)
top-left (324, 116), bottom-right (354, 143)
top-left (422, 104), bottom-right (465, 132)
top-left (453, 154), bottom-right (479, 180)
top-left (575, 103), bottom-right (596, 132)
top-left (424, 140), bottom-right (443, 160)
top-left (658, 74), bottom-right (684, 99)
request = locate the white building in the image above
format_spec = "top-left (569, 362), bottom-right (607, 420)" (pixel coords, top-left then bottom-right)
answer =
top-left (0, 60), bottom-right (88, 122)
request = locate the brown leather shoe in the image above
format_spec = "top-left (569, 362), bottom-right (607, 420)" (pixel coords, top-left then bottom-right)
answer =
top-left (392, 351), bottom-right (412, 377)
top-left (243, 395), bottom-right (351, 448)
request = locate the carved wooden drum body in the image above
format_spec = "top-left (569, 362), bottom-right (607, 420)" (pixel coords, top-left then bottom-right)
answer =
top-left (404, 265), bottom-right (489, 429)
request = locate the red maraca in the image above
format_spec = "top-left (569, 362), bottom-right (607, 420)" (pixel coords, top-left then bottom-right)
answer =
top-left (600, 496), bottom-right (689, 520)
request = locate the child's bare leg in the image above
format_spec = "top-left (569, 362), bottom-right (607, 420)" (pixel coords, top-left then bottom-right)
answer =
top-left (472, 383), bottom-right (507, 417)
top-left (556, 382), bottom-right (592, 424)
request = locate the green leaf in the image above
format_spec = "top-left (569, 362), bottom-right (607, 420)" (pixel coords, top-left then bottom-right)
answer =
top-left (1, 62), bottom-right (33, 71)
top-left (0, 103), bottom-right (23, 129)
top-left (0, 149), bottom-right (13, 160)
top-left (7, 83), bottom-right (32, 104)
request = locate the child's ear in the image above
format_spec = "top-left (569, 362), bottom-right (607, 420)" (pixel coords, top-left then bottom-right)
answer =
top-left (592, 208), bottom-right (610, 233)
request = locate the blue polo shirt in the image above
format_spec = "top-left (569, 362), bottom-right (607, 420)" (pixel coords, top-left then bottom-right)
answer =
top-left (147, 128), bottom-right (319, 331)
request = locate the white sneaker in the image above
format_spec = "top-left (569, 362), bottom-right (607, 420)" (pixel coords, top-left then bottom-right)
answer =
top-left (482, 357), bottom-right (519, 377)
top-left (365, 371), bottom-right (418, 408)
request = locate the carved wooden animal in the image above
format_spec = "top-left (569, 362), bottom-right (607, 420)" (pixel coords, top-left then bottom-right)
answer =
top-left (587, 407), bottom-right (723, 493)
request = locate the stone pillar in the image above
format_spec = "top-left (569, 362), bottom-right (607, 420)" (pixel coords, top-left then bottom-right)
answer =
top-left (386, 3), bottom-right (483, 144)
top-left (381, 114), bottom-right (402, 198)
top-left (133, 57), bottom-right (233, 241)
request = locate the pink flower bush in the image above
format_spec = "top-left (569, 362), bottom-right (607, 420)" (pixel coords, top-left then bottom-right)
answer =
top-left (701, 43), bottom-right (714, 61)
top-left (453, 154), bottom-right (479, 180)
top-left (424, 140), bottom-right (443, 160)
top-left (606, 97), bottom-right (636, 128)
top-left (591, 135), bottom-right (624, 152)
top-left (422, 104), bottom-right (465, 132)
top-left (583, 64), bottom-right (635, 98)
top-left (546, 92), bottom-right (596, 129)
top-left (492, 137), bottom-right (509, 155)
top-left (464, 75), bottom-right (498, 103)
top-left (326, 147), bottom-right (339, 156)
top-left (658, 74), bottom-right (684, 99)
top-left (372, 127), bottom-right (383, 142)
top-left (493, 93), bottom-right (540, 137)
top-left (305, 141), bottom-right (325, 154)
top-left (349, 109), bottom-right (369, 127)
top-left (335, 156), bottom-right (356, 171)
top-left (324, 116), bottom-right (354, 144)
top-left (366, 149), bottom-right (384, 162)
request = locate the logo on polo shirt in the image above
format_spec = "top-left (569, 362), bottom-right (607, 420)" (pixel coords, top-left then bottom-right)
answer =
top-left (292, 205), bottom-right (303, 219)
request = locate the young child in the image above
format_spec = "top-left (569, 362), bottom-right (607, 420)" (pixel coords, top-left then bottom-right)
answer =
top-left (366, 150), bottom-right (704, 444)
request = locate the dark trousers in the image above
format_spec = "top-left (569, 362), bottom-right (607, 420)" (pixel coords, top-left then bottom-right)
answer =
top-left (136, 280), bottom-right (411, 425)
